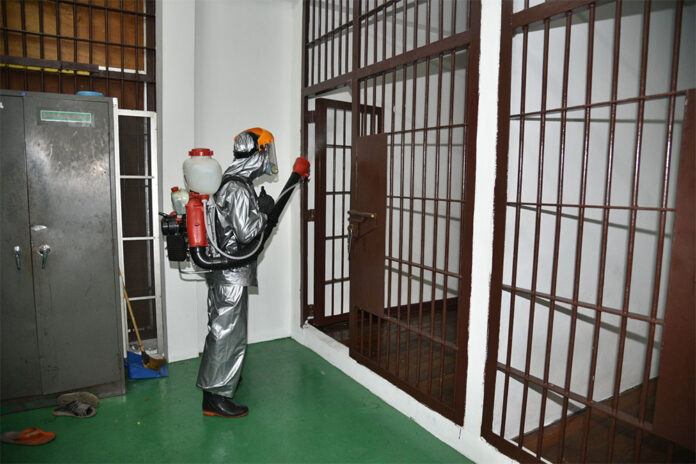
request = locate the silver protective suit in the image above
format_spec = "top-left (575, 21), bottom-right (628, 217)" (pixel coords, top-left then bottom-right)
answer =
top-left (196, 144), bottom-right (272, 398)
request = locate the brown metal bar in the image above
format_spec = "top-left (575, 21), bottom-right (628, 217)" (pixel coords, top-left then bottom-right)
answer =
top-left (20, 0), bottom-right (28, 89)
top-left (0, 28), bottom-right (156, 52)
top-left (405, 59), bottom-right (418, 383)
top-left (46, 0), bottom-right (155, 18)
top-left (428, 52), bottom-right (444, 395)
top-left (607, 3), bottom-right (652, 461)
top-left (358, 0), bottom-right (398, 20)
top-left (499, 363), bottom-right (657, 434)
top-left (383, 314), bottom-right (458, 351)
top-left (372, 0), bottom-right (377, 68)
top-left (350, 0), bottom-right (361, 354)
top-left (500, 21), bottom-right (529, 439)
top-left (314, 99), bottom-right (328, 324)
top-left (356, 29), bottom-right (474, 80)
top-left (331, 0), bottom-right (335, 79)
top-left (535, 12), bottom-right (572, 458)
top-left (506, 201), bottom-right (674, 212)
top-left (576, 2), bottom-right (624, 462)
top-left (396, 62), bottom-right (407, 378)
top-left (517, 17), bottom-right (550, 446)
top-left (302, 75), bottom-right (351, 98)
top-left (511, 0), bottom-right (596, 29)
top-left (120, 0), bottom-right (126, 103)
top-left (56, 0), bottom-right (62, 91)
top-left (331, 107), bottom-right (338, 316)
top-left (386, 63), bottom-right (397, 373)
top-left (416, 54), bottom-right (431, 387)
top-left (636, 2), bottom-right (685, 459)
top-left (502, 285), bottom-right (665, 326)
top-left (340, 108), bottom-right (348, 316)
top-left (510, 90), bottom-right (688, 119)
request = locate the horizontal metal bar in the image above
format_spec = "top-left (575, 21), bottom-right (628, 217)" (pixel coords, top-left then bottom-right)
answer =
top-left (387, 194), bottom-right (465, 204)
top-left (507, 202), bottom-right (676, 212)
top-left (326, 144), bottom-right (352, 149)
top-left (325, 234), bottom-right (349, 240)
top-left (511, 0), bottom-right (596, 29)
top-left (502, 285), bottom-right (665, 325)
top-left (386, 122), bottom-right (469, 136)
top-left (0, 28), bottom-right (155, 52)
top-left (359, 0), bottom-right (399, 21)
top-left (303, 74), bottom-right (351, 97)
top-left (326, 190), bottom-right (350, 196)
top-left (356, 30), bottom-right (473, 80)
top-left (120, 175), bottom-right (154, 180)
top-left (122, 236), bottom-right (155, 241)
top-left (386, 256), bottom-right (462, 280)
top-left (498, 363), bottom-right (655, 434)
top-left (305, 20), bottom-right (353, 48)
top-left (324, 276), bottom-right (349, 285)
top-left (511, 90), bottom-right (688, 119)
top-left (0, 55), bottom-right (155, 83)
top-left (382, 314), bottom-right (459, 351)
top-left (50, 0), bottom-right (155, 18)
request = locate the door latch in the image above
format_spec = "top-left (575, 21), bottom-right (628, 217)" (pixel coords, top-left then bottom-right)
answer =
top-left (347, 210), bottom-right (377, 258)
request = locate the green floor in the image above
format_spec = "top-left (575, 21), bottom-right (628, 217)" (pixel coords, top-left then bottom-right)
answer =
top-left (1, 338), bottom-right (471, 463)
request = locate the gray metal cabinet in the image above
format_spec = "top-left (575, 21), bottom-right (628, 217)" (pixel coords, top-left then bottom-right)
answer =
top-left (1, 91), bottom-right (125, 407)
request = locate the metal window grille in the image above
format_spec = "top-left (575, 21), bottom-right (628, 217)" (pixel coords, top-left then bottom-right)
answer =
top-left (483, 1), bottom-right (695, 462)
top-left (301, 0), bottom-right (478, 424)
top-left (1, 0), bottom-right (155, 111)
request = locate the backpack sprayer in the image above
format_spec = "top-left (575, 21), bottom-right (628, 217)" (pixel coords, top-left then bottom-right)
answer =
top-left (161, 147), bottom-right (310, 270)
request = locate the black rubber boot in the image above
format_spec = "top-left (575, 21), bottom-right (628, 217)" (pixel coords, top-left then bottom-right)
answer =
top-left (202, 391), bottom-right (248, 418)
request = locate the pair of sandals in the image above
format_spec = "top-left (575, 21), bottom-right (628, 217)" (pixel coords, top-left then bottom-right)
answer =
top-left (52, 391), bottom-right (99, 418)
top-left (1, 392), bottom-right (100, 446)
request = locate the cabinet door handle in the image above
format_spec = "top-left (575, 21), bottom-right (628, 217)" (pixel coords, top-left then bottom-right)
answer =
top-left (38, 244), bottom-right (52, 269)
top-left (13, 246), bottom-right (21, 270)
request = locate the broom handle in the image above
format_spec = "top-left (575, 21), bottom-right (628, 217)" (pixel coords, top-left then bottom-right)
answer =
top-left (119, 269), bottom-right (145, 353)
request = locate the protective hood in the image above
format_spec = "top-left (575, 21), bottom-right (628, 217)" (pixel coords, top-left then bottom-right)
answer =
top-left (222, 150), bottom-right (271, 182)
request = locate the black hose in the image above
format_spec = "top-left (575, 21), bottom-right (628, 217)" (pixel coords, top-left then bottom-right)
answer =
top-left (190, 172), bottom-right (302, 270)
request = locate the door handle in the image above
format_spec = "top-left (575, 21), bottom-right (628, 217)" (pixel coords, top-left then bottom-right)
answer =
top-left (37, 244), bottom-right (52, 269)
top-left (13, 246), bottom-right (21, 270)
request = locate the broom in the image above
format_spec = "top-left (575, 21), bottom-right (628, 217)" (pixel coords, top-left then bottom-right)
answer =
top-left (119, 269), bottom-right (167, 371)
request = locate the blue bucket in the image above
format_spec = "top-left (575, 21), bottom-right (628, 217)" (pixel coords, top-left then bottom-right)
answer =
top-left (125, 351), bottom-right (169, 379)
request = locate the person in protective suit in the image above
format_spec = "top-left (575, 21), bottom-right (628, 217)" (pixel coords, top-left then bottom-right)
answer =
top-left (197, 128), bottom-right (278, 418)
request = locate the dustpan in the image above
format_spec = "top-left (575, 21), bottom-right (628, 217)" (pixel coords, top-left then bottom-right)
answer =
top-left (125, 351), bottom-right (169, 379)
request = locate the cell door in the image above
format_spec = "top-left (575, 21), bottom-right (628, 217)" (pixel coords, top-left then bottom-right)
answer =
top-left (308, 98), bottom-right (382, 328)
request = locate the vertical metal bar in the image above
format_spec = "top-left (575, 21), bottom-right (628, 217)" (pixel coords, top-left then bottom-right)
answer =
top-left (350, 0), bottom-right (361, 353)
top-left (382, 0), bottom-right (386, 61)
top-left (402, 0), bottom-right (407, 56)
top-left (331, 0), bottom-right (335, 79)
top-left (56, 0), bottom-right (62, 92)
top-left (428, 51), bottom-right (443, 395)
top-left (104, 3), bottom-right (110, 97)
top-left (607, 2), bottom-right (652, 461)
top-left (341, 108), bottom-right (347, 316)
top-left (134, 2), bottom-right (140, 107)
top-left (405, 58), bottom-right (419, 383)
top-left (517, 17), bottom-right (550, 446)
top-left (331, 107), bottom-right (338, 317)
top-left (413, 0), bottom-right (418, 50)
top-left (120, 0), bottom-right (126, 103)
top-left (38, 0), bottom-right (46, 91)
top-left (73, 0), bottom-right (79, 90)
top-left (314, 100), bottom-right (327, 324)
top-left (576, 2), bottom-right (624, 463)
top-left (535, 12), bottom-right (572, 458)
top-left (416, 54), bottom-right (431, 387)
top-left (324, 0), bottom-right (328, 81)
top-left (386, 64), bottom-right (397, 371)
top-left (576, 4), bottom-right (598, 460)
top-left (636, 3), bottom-right (684, 460)
top-left (373, 1), bottom-right (377, 67)
top-left (338, 0), bottom-right (343, 76)
top-left (425, 0), bottom-right (431, 45)
top-left (396, 62), bottom-right (408, 377)
top-left (500, 23), bottom-right (529, 438)
top-left (20, 0), bottom-right (27, 88)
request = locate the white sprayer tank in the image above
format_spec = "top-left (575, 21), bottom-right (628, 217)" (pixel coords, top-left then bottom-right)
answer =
top-left (183, 148), bottom-right (222, 195)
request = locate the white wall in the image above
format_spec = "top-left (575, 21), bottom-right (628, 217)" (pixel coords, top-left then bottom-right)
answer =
top-left (157, 0), bottom-right (303, 362)
top-left (157, 0), bottom-right (202, 363)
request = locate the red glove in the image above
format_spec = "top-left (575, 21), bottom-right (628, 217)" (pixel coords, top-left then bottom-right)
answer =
top-left (293, 157), bottom-right (311, 179)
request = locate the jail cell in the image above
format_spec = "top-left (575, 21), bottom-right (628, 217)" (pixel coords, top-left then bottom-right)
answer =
top-left (483, 1), bottom-right (695, 463)
top-left (301, 0), bottom-right (478, 423)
